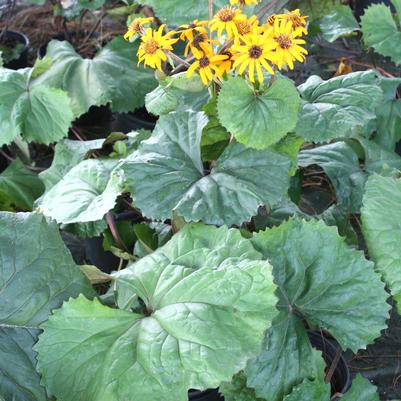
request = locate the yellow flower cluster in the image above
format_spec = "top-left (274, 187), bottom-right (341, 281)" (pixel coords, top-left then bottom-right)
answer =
top-left (124, 5), bottom-right (308, 86)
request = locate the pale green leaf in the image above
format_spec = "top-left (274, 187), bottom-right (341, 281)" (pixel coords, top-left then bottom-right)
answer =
top-left (34, 38), bottom-right (157, 117)
top-left (0, 68), bottom-right (74, 145)
top-left (38, 159), bottom-right (125, 224)
top-left (341, 374), bottom-right (379, 401)
top-left (217, 77), bottom-right (300, 149)
top-left (35, 224), bottom-right (278, 401)
top-left (296, 71), bottom-right (383, 142)
top-left (123, 111), bottom-right (292, 226)
top-left (361, 174), bottom-right (401, 313)
top-left (320, 5), bottom-right (360, 42)
top-left (361, 3), bottom-right (401, 66)
top-left (0, 159), bottom-right (44, 211)
top-left (39, 138), bottom-right (105, 192)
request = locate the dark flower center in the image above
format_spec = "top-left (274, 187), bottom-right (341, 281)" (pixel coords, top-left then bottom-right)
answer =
top-left (199, 56), bottom-right (210, 68)
top-left (217, 7), bottom-right (235, 22)
top-left (249, 45), bottom-right (262, 59)
top-left (276, 34), bottom-right (292, 49)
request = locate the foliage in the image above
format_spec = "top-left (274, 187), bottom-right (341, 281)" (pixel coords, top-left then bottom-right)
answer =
top-left (0, 67), bottom-right (74, 146)
top-left (123, 111), bottom-right (292, 225)
top-left (295, 71), bottom-right (383, 143)
top-left (35, 224), bottom-right (278, 401)
top-left (361, 0), bottom-right (401, 66)
top-left (217, 77), bottom-right (300, 149)
top-left (0, 212), bottom-right (93, 401)
top-left (361, 173), bottom-right (401, 313)
top-left (320, 5), bottom-right (359, 42)
top-left (34, 38), bottom-right (157, 117)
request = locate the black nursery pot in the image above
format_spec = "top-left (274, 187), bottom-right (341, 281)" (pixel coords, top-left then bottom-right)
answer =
top-left (1, 30), bottom-right (29, 69)
top-left (188, 389), bottom-right (223, 401)
top-left (308, 331), bottom-right (351, 397)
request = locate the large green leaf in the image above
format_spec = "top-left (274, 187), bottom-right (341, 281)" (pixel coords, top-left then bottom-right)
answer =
top-left (298, 142), bottom-right (367, 212)
top-left (0, 159), bottom-right (44, 211)
top-left (361, 2), bottom-right (401, 66)
top-left (38, 158), bottom-right (125, 224)
top-left (320, 5), bottom-right (360, 42)
top-left (217, 77), bottom-right (300, 149)
top-left (0, 212), bottom-right (94, 401)
top-left (247, 219), bottom-right (389, 401)
top-left (39, 138), bottom-right (105, 192)
top-left (123, 111), bottom-right (292, 226)
top-left (35, 224), bottom-right (278, 401)
top-left (361, 174), bottom-right (401, 312)
top-left (295, 71), bottom-right (383, 142)
top-left (34, 38), bottom-right (157, 117)
top-left (0, 68), bottom-right (74, 145)
top-left (137, 0), bottom-right (226, 25)
top-left (341, 374), bottom-right (380, 401)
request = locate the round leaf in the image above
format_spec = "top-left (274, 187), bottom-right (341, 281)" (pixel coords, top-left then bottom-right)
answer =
top-left (217, 77), bottom-right (300, 149)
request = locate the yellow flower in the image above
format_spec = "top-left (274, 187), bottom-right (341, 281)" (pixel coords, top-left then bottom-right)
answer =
top-left (271, 19), bottom-right (308, 70)
top-left (234, 15), bottom-right (258, 43)
top-left (187, 42), bottom-right (229, 85)
top-left (276, 9), bottom-right (308, 35)
top-left (209, 6), bottom-right (244, 38)
top-left (177, 20), bottom-right (208, 42)
top-left (232, 28), bottom-right (276, 83)
top-left (217, 50), bottom-right (234, 76)
top-left (230, 0), bottom-right (259, 6)
top-left (137, 25), bottom-right (178, 71)
top-left (124, 17), bottom-right (154, 41)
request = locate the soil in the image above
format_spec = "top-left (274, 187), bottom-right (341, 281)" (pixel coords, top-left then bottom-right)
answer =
top-left (0, 0), bottom-right (127, 63)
